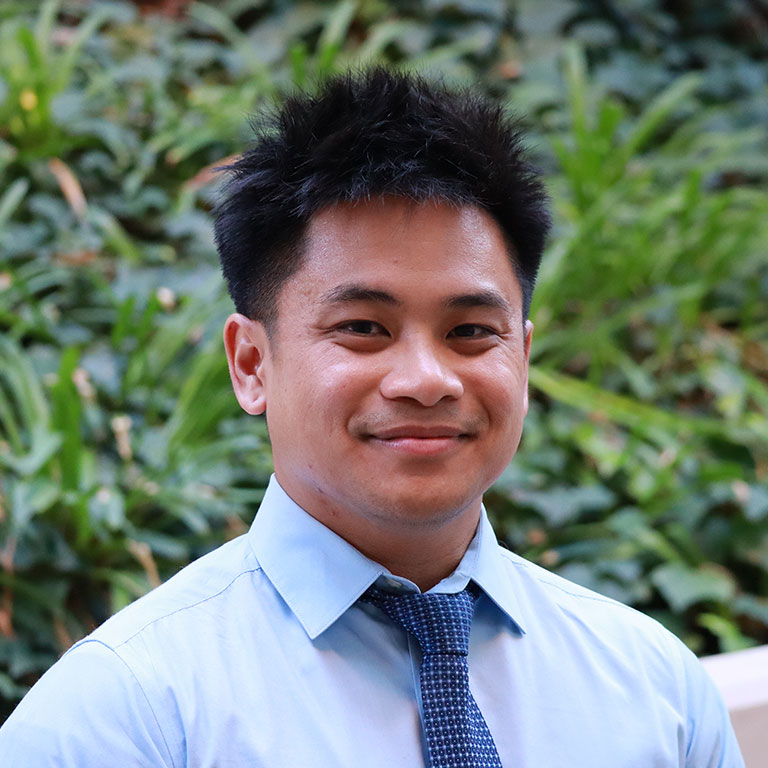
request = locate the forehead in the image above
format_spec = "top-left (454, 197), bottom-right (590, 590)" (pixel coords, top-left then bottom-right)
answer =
top-left (292, 198), bottom-right (520, 299)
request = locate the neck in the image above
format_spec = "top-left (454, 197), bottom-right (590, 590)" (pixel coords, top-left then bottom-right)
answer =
top-left (273, 470), bottom-right (484, 592)
top-left (357, 516), bottom-right (480, 591)
top-left (308, 501), bottom-right (481, 592)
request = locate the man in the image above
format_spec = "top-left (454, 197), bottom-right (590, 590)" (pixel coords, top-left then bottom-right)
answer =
top-left (0, 69), bottom-right (743, 766)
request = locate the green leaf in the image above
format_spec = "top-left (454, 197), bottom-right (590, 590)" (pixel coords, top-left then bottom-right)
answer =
top-left (740, 485), bottom-right (768, 522)
top-left (55, 6), bottom-right (111, 92)
top-left (0, 424), bottom-right (61, 476)
top-left (620, 74), bottom-right (701, 160)
top-left (0, 336), bottom-right (51, 451)
top-left (88, 486), bottom-right (126, 531)
top-left (510, 484), bottom-right (616, 526)
top-left (33, 0), bottom-right (58, 56)
top-left (0, 178), bottom-right (29, 233)
top-left (651, 563), bottom-right (736, 613)
top-left (8, 476), bottom-right (60, 533)
top-left (528, 366), bottom-right (757, 445)
top-left (697, 613), bottom-right (757, 653)
top-left (317, 0), bottom-right (357, 74)
top-left (50, 347), bottom-right (82, 492)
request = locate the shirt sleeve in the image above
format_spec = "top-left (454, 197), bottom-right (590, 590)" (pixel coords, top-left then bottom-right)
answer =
top-left (679, 642), bottom-right (745, 768)
top-left (0, 639), bottom-right (175, 768)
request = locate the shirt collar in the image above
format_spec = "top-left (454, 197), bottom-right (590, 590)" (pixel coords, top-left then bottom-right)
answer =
top-left (469, 512), bottom-right (526, 636)
top-left (249, 475), bottom-right (525, 639)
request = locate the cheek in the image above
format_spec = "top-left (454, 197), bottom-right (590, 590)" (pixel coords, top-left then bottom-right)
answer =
top-left (315, 356), bottom-right (381, 413)
top-left (478, 365), bottom-right (528, 425)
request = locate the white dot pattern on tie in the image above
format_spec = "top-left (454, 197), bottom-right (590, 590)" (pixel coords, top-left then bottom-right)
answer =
top-left (362, 586), bottom-right (503, 768)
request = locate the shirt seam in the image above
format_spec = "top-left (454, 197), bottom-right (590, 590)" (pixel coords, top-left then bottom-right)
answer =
top-left (497, 549), bottom-right (639, 613)
top-left (111, 566), bottom-right (264, 649)
top-left (75, 638), bottom-right (177, 768)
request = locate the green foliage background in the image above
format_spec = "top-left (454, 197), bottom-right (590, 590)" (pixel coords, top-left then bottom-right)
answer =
top-left (1, 0), bottom-right (767, 719)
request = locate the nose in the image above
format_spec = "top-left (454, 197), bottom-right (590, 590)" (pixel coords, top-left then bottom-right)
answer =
top-left (379, 335), bottom-right (464, 406)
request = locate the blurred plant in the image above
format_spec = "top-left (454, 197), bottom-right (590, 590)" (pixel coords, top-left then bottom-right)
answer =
top-left (0, 0), bottom-right (111, 160)
top-left (486, 44), bottom-right (768, 655)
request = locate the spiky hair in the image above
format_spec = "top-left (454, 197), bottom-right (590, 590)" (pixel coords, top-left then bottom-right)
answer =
top-left (214, 67), bottom-right (551, 327)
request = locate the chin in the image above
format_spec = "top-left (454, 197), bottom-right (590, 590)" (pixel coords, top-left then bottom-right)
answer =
top-left (364, 486), bottom-right (482, 531)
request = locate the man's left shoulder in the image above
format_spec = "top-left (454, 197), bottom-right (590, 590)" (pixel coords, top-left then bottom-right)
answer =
top-left (491, 546), bottom-right (745, 767)
top-left (496, 545), bottom-right (691, 661)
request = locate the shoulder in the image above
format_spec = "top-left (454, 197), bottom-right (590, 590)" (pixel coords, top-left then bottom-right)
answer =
top-left (497, 545), bottom-right (675, 638)
top-left (0, 533), bottom-right (271, 766)
top-left (493, 547), bottom-right (744, 766)
top-left (88, 531), bottom-right (265, 650)
top-left (493, 546), bottom-right (696, 699)
top-left (0, 637), bottom-right (175, 766)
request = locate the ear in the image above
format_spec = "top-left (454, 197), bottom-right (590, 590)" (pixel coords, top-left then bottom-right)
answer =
top-left (522, 319), bottom-right (534, 415)
top-left (223, 313), bottom-right (271, 415)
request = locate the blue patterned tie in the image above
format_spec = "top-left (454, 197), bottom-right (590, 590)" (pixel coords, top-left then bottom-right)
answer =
top-left (363, 586), bottom-right (503, 768)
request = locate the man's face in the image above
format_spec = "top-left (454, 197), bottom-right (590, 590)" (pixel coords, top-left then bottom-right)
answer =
top-left (225, 198), bottom-right (532, 536)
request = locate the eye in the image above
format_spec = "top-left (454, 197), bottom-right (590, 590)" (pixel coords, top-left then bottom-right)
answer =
top-left (449, 324), bottom-right (495, 339)
top-left (337, 320), bottom-right (389, 336)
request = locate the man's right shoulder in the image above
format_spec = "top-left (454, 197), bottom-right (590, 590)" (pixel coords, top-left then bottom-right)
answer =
top-left (0, 532), bottom-right (272, 767)
top-left (87, 531), bottom-right (265, 651)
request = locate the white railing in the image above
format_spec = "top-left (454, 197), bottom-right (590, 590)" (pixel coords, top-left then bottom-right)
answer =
top-left (701, 645), bottom-right (768, 768)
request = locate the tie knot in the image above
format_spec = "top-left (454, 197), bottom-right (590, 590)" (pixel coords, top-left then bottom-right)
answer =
top-left (362, 587), bottom-right (476, 656)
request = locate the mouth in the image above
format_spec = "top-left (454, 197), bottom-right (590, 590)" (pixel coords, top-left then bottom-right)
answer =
top-left (370, 425), bottom-right (467, 440)
top-left (365, 425), bottom-right (470, 457)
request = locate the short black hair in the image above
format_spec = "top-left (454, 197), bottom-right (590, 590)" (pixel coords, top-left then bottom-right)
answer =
top-left (214, 68), bottom-right (550, 328)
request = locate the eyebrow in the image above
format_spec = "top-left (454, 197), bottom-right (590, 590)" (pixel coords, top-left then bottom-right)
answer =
top-left (320, 283), bottom-right (513, 313)
top-left (444, 290), bottom-right (512, 313)
top-left (319, 284), bottom-right (400, 306)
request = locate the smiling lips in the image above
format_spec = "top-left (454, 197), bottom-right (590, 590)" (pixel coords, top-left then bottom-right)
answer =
top-left (367, 425), bottom-right (469, 457)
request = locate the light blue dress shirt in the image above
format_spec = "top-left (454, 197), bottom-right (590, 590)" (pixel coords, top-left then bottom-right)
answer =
top-left (0, 476), bottom-right (744, 767)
